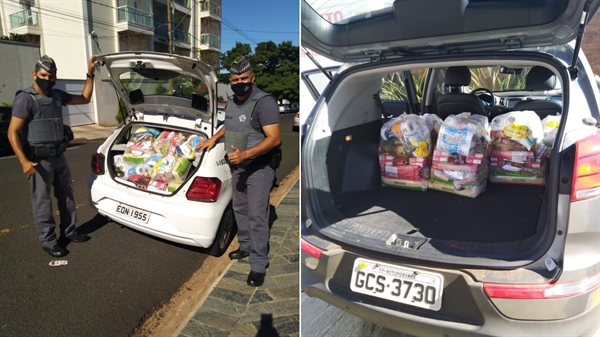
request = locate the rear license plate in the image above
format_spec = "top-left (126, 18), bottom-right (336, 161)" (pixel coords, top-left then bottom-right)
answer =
top-left (350, 258), bottom-right (444, 311)
top-left (114, 203), bottom-right (150, 224)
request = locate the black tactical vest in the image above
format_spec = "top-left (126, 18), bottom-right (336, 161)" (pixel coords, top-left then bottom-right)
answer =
top-left (18, 87), bottom-right (64, 146)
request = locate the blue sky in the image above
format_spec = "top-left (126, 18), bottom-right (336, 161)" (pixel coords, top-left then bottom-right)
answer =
top-left (220, 0), bottom-right (299, 54)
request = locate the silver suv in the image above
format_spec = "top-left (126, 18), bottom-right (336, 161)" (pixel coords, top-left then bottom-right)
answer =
top-left (301, 0), bottom-right (600, 335)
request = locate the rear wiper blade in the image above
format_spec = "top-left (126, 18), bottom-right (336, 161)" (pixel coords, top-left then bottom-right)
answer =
top-left (302, 46), bottom-right (334, 81)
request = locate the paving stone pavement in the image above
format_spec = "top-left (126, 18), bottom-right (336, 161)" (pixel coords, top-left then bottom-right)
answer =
top-left (178, 182), bottom-right (299, 337)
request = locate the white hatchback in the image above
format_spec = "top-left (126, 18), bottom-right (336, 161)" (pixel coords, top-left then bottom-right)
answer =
top-left (88, 52), bottom-right (235, 256)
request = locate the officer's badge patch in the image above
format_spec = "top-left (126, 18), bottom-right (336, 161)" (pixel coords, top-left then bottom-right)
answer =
top-left (239, 115), bottom-right (246, 122)
top-left (56, 101), bottom-right (62, 107)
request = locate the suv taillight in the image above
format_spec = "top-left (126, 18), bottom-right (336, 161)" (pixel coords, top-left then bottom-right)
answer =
top-left (91, 153), bottom-right (105, 175)
top-left (186, 177), bottom-right (221, 202)
top-left (571, 131), bottom-right (600, 202)
top-left (484, 270), bottom-right (600, 299)
top-left (301, 238), bottom-right (323, 259)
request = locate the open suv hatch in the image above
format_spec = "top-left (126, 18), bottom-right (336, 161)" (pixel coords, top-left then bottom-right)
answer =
top-left (301, 0), bottom-right (600, 335)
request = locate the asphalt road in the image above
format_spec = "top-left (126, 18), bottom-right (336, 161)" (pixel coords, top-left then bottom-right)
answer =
top-left (0, 114), bottom-right (298, 337)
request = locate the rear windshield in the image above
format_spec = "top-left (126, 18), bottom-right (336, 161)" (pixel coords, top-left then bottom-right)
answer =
top-left (382, 66), bottom-right (562, 105)
top-left (119, 70), bottom-right (209, 100)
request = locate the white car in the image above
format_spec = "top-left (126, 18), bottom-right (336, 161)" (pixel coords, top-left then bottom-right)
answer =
top-left (88, 52), bottom-right (235, 256)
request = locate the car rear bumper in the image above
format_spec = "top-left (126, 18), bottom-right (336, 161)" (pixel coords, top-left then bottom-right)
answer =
top-left (89, 174), bottom-right (229, 248)
top-left (301, 248), bottom-right (600, 336)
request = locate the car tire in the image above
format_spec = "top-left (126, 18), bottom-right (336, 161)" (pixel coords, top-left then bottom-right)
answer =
top-left (208, 206), bottom-right (237, 257)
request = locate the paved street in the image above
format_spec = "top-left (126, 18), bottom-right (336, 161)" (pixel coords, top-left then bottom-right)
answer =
top-left (0, 114), bottom-right (299, 337)
top-left (0, 142), bottom-right (208, 336)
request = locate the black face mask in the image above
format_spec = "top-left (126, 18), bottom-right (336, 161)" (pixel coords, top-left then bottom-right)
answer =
top-left (231, 82), bottom-right (252, 97)
top-left (36, 77), bottom-right (55, 92)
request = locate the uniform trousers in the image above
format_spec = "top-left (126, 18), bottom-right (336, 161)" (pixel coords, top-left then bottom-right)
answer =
top-left (231, 164), bottom-right (275, 273)
top-left (29, 154), bottom-right (77, 248)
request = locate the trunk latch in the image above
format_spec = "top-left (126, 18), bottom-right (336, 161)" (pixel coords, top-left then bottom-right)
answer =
top-left (366, 51), bottom-right (383, 62)
top-left (502, 38), bottom-right (522, 50)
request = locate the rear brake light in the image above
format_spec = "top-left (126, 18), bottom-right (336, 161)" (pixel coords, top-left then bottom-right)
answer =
top-left (571, 132), bottom-right (600, 201)
top-left (186, 177), bottom-right (221, 202)
top-left (295, 113), bottom-right (299, 118)
top-left (483, 270), bottom-right (600, 299)
top-left (91, 153), bottom-right (105, 175)
top-left (301, 238), bottom-right (323, 259)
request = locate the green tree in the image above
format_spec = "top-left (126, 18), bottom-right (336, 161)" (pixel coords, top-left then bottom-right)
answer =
top-left (218, 41), bottom-right (299, 104)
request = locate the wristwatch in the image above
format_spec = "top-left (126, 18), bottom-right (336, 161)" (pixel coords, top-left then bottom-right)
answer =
top-left (86, 73), bottom-right (95, 79)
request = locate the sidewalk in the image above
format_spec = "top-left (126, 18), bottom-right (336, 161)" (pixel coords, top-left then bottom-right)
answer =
top-left (174, 182), bottom-right (300, 337)
top-left (71, 123), bottom-right (115, 141)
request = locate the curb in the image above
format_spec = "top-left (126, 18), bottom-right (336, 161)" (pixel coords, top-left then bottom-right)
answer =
top-left (131, 165), bottom-right (300, 337)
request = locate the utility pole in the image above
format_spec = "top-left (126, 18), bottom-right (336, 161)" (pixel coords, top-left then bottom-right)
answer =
top-left (167, 0), bottom-right (173, 94)
top-left (167, 0), bottom-right (173, 54)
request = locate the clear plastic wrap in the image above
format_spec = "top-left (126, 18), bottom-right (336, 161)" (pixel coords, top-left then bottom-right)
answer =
top-left (541, 115), bottom-right (560, 149)
top-left (490, 111), bottom-right (543, 151)
top-left (422, 114), bottom-right (443, 146)
top-left (147, 173), bottom-right (169, 192)
top-left (435, 114), bottom-right (488, 157)
top-left (171, 157), bottom-right (191, 182)
top-left (430, 114), bottom-right (490, 198)
top-left (489, 111), bottom-right (546, 185)
top-left (379, 114), bottom-right (432, 191)
top-left (111, 126), bottom-right (205, 193)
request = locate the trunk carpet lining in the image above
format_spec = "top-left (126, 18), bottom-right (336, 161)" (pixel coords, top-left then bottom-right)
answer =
top-left (332, 183), bottom-right (545, 243)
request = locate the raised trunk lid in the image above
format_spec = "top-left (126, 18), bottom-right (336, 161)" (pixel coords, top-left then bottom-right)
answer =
top-left (301, 0), bottom-right (600, 62)
top-left (97, 52), bottom-right (218, 125)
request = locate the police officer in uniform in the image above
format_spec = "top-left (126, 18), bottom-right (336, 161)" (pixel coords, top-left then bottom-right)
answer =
top-left (196, 56), bottom-right (281, 287)
top-left (8, 55), bottom-right (98, 258)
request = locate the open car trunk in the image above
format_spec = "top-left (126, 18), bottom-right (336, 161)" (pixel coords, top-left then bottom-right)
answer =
top-left (311, 119), bottom-right (550, 261)
top-left (106, 122), bottom-right (208, 195)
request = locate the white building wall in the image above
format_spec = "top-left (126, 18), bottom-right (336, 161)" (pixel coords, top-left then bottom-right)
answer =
top-left (37, 0), bottom-right (88, 80)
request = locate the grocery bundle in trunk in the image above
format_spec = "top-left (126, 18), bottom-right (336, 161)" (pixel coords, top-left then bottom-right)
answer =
top-left (378, 114), bottom-right (442, 191)
top-left (108, 124), bottom-right (208, 194)
top-left (378, 111), bottom-right (552, 199)
top-left (429, 113), bottom-right (490, 198)
top-left (489, 111), bottom-right (549, 185)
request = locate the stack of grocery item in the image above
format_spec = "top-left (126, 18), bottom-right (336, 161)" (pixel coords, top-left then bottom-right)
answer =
top-left (489, 111), bottom-right (547, 185)
top-left (429, 113), bottom-right (490, 198)
top-left (113, 126), bottom-right (206, 193)
top-left (379, 114), bottom-right (433, 191)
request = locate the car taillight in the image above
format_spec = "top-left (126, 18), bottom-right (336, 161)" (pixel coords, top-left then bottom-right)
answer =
top-left (186, 177), bottom-right (221, 202)
top-left (483, 270), bottom-right (600, 299)
top-left (295, 113), bottom-right (299, 118)
top-left (301, 238), bottom-right (323, 259)
top-left (91, 153), bottom-right (105, 175)
top-left (571, 131), bottom-right (600, 202)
